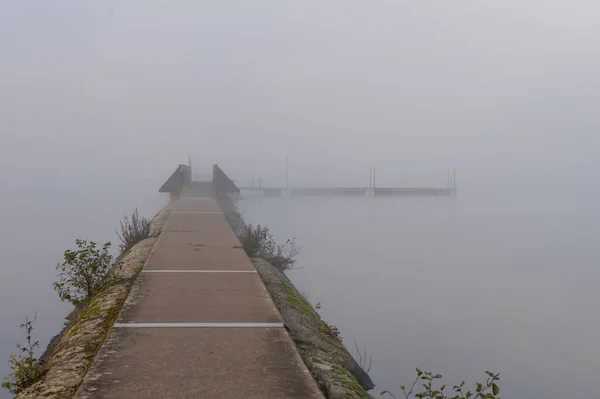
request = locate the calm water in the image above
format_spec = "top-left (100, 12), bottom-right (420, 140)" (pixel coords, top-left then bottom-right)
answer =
top-left (0, 177), bottom-right (167, 399)
top-left (238, 188), bottom-right (600, 399)
top-left (1, 183), bottom-right (598, 398)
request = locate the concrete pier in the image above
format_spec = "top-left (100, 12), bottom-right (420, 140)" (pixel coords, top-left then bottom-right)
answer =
top-left (75, 194), bottom-right (322, 398)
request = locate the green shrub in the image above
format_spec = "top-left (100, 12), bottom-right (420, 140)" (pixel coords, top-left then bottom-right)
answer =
top-left (239, 224), bottom-right (302, 272)
top-left (381, 369), bottom-right (500, 399)
top-left (54, 239), bottom-right (113, 306)
top-left (2, 314), bottom-right (44, 394)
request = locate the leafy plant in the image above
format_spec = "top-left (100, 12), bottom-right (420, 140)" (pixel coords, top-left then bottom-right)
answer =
top-left (54, 240), bottom-right (113, 306)
top-left (381, 369), bottom-right (500, 399)
top-left (239, 224), bottom-right (302, 272)
top-left (116, 208), bottom-right (152, 254)
top-left (2, 313), bottom-right (44, 394)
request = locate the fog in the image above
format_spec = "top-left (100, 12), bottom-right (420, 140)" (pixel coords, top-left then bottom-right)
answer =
top-left (3, 0), bottom-right (600, 187)
top-left (1, 1), bottom-right (600, 397)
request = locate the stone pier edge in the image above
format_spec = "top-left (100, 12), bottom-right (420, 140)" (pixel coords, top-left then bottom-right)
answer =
top-left (15, 202), bottom-right (176, 399)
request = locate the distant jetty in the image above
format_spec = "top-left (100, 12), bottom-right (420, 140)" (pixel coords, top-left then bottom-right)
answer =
top-left (239, 167), bottom-right (457, 197)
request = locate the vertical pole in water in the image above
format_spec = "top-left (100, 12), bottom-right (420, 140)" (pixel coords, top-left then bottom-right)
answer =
top-left (373, 168), bottom-right (376, 196)
top-left (447, 168), bottom-right (450, 189)
top-left (453, 168), bottom-right (457, 191)
top-left (369, 168), bottom-right (372, 192)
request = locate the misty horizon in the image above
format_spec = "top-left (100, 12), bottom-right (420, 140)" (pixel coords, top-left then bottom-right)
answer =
top-left (2, 1), bottom-right (599, 192)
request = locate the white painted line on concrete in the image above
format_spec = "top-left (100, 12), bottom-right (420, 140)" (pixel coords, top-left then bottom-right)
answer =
top-left (142, 270), bottom-right (256, 273)
top-left (171, 211), bottom-right (223, 214)
top-left (114, 323), bottom-right (284, 328)
top-left (180, 197), bottom-right (214, 200)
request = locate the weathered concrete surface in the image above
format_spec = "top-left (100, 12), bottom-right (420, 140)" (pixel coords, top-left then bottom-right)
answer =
top-left (75, 196), bottom-right (323, 399)
top-left (163, 212), bottom-right (230, 232)
top-left (163, 214), bottom-right (241, 246)
top-left (173, 196), bottom-right (223, 212)
top-left (118, 272), bottom-right (282, 324)
top-left (182, 181), bottom-right (214, 197)
top-left (15, 203), bottom-right (174, 399)
top-left (145, 233), bottom-right (254, 270)
top-left (75, 328), bottom-right (318, 399)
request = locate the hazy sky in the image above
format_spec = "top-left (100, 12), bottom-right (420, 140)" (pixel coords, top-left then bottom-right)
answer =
top-left (1, 0), bottom-right (599, 188)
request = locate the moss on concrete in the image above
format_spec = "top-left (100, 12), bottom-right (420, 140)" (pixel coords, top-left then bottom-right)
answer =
top-left (251, 258), bottom-right (374, 399)
top-left (14, 203), bottom-right (173, 399)
top-left (331, 363), bottom-right (371, 399)
top-left (278, 282), bottom-right (321, 320)
top-left (296, 344), bottom-right (371, 399)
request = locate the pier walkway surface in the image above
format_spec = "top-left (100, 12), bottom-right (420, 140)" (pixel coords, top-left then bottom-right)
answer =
top-left (75, 194), bottom-right (322, 398)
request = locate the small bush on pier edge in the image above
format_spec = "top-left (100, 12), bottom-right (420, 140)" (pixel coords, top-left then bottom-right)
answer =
top-left (380, 369), bottom-right (500, 399)
top-left (240, 224), bottom-right (271, 257)
top-left (2, 313), bottom-right (44, 395)
top-left (239, 224), bottom-right (302, 272)
top-left (116, 208), bottom-right (152, 254)
top-left (270, 237), bottom-right (302, 272)
top-left (54, 240), bottom-right (113, 306)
